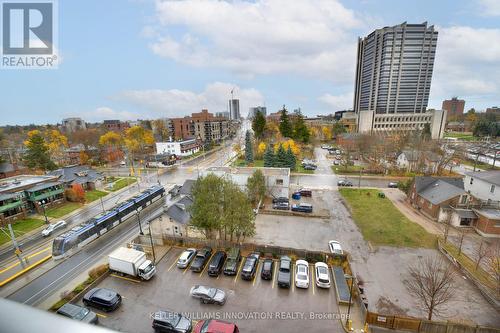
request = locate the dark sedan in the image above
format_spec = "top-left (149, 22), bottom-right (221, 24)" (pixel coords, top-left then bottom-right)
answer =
top-left (207, 251), bottom-right (227, 277)
top-left (261, 258), bottom-right (274, 280)
top-left (241, 253), bottom-right (260, 280)
top-left (56, 303), bottom-right (98, 324)
top-left (190, 247), bottom-right (213, 272)
top-left (83, 288), bottom-right (122, 312)
top-left (152, 310), bottom-right (192, 333)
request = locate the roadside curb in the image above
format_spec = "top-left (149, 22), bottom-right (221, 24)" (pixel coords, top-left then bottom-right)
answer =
top-left (0, 254), bottom-right (52, 287)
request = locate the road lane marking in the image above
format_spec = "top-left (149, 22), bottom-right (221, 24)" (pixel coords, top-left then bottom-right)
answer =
top-left (0, 246), bottom-right (51, 275)
top-left (291, 263), bottom-right (295, 292)
top-left (233, 258), bottom-right (244, 283)
top-left (110, 273), bottom-right (140, 283)
top-left (0, 254), bottom-right (52, 287)
top-left (96, 313), bottom-right (107, 318)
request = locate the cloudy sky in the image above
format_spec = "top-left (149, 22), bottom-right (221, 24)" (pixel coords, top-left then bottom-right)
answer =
top-left (1, 0), bottom-right (499, 125)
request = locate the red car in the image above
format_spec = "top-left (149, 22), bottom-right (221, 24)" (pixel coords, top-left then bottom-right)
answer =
top-left (193, 319), bottom-right (239, 333)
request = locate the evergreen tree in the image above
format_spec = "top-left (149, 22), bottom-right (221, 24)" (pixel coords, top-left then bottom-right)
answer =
top-left (245, 131), bottom-right (254, 163)
top-left (275, 144), bottom-right (288, 167)
top-left (279, 106), bottom-right (293, 138)
top-left (251, 111), bottom-right (267, 138)
top-left (292, 109), bottom-right (310, 143)
top-left (24, 131), bottom-right (56, 171)
top-left (263, 144), bottom-right (275, 167)
top-left (286, 146), bottom-right (296, 170)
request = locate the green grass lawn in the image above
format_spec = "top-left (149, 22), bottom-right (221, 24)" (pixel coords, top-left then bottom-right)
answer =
top-left (339, 188), bottom-right (436, 248)
top-left (84, 190), bottom-right (108, 203)
top-left (232, 159), bottom-right (265, 167)
top-left (295, 162), bottom-right (314, 174)
top-left (444, 132), bottom-right (476, 141)
top-left (45, 202), bottom-right (83, 218)
top-left (0, 218), bottom-right (46, 246)
top-left (109, 177), bottom-right (137, 192)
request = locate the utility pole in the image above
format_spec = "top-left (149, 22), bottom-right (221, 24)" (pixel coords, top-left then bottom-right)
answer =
top-left (147, 222), bottom-right (156, 264)
top-left (473, 149), bottom-right (480, 172)
top-left (99, 197), bottom-right (105, 213)
top-left (136, 210), bottom-right (144, 235)
top-left (8, 224), bottom-right (25, 267)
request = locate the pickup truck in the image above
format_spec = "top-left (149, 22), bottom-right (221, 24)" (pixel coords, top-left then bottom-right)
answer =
top-left (223, 247), bottom-right (241, 275)
top-left (277, 256), bottom-right (292, 288)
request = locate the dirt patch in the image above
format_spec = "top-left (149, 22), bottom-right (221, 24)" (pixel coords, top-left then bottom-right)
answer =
top-left (376, 296), bottom-right (409, 315)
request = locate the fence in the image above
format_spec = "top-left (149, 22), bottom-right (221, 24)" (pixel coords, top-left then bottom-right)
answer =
top-left (367, 312), bottom-right (500, 333)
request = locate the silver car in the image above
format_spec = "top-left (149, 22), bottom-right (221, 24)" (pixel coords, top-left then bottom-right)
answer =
top-left (56, 303), bottom-right (98, 324)
top-left (177, 248), bottom-right (197, 269)
top-left (41, 220), bottom-right (67, 237)
top-left (190, 285), bottom-right (226, 305)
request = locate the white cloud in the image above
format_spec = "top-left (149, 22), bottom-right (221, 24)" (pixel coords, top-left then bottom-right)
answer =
top-left (430, 26), bottom-right (500, 108)
top-left (77, 107), bottom-right (141, 122)
top-left (478, 0), bottom-right (500, 16)
top-left (116, 82), bottom-right (265, 118)
top-left (149, 0), bottom-right (365, 83)
top-left (319, 92), bottom-right (354, 111)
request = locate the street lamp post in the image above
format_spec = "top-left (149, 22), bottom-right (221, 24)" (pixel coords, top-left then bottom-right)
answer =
top-left (136, 210), bottom-right (144, 235)
top-left (40, 200), bottom-right (49, 224)
top-left (147, 221), bottom-right (156, 264)
top-left (345, 274), bottom-right (354, 330)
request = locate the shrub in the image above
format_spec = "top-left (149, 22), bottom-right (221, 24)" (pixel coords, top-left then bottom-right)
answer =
top-left (88, 264), bottom-right (109, 280)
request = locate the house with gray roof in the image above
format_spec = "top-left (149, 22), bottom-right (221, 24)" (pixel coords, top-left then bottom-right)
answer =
top-left (409, 176), bottom-right (470, 221)
top-left (396, 150), bottom-right (441, 174)
top-left (48, 165), bottom-right (103, 190)
top-left (162, 196), bottom-right (193, 237)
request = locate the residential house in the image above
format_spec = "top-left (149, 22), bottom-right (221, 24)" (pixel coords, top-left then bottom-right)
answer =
top-left (65, 144), bottom-right (99, 165)
top-left (48, 165), bottom-right (103, 190)
top-left (156, 139), bottom-right (201, 157)
top-left (396, 150), bottom-right (441, 174)
top-left (162, 196), bottom-right (193, 237)
top-left (408, 177), bottom-right (469, 221)
top-left (0, 162), bottom-right (27, 179)
top-left (201, 167), bottom-right (290, 198)
top-left (470, 208), bottom-right (500, 237)
top-left (464, 170), bottom-right (500, 203)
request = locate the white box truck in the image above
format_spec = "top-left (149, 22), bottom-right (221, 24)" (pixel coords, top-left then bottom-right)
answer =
top-left (108, 247), bottom-right (156, 280)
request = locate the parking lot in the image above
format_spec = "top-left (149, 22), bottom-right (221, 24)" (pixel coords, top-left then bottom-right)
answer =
top-left (83, 247), bottom-right (344, 333)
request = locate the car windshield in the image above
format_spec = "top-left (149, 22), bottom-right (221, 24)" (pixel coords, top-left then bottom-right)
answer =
top-left (141, 263), bottom-right (153, 274)
top-left (297, 275), bottom-right (307, 281)
top-left (317, 267), bottom-right (328, 275)
top-left (73, 308), bottom-right (89, 320)
top-left (244, 258), bottom-right (256, 270)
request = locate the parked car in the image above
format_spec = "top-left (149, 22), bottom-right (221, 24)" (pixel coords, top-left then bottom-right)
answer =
top-left (314, 262), bottom-right (331, 288)
top-left (291, 192), bottom-right (301, 200)
top-left (260, 258), bottom-right (274, 280)
top-left (291, 203), bottom-right (313, 213)
top-left (299, 189), bottom-right (312, 197)
top-left (388, 182), bottom-right (399, 188)
top-left (193, 319), bottom-right (239, 333)
top-left (321, 144), bottom-right (331, 149)
top-left (56, 303), bottom-right (98, 324)
top-left (82, 288), bottom-right (122, 312)
top-left (190, 285), bottom-right (226, 305)
top-left (277, 256), bottom-right (292, 288)
top-left (272, 196), bottom-right (289, 204)
top-left (190, 247), bottom-right (213, 272)
top-left (223, 248), bottom-right (241, 275)
top-left (41, 220), bottom-right (67, 237)
top-left (303, 164), bottom-right (317, 170)
top-left (177, 248), bottom-right (197, 269)
top-left (152, 310), bottom-right (192, 333)
top-left (295, 260), bottom-right (310, 289)
top-left (241, 252), bottom-right (260, 280)
top-left (328, 240), bottom-right (343, 255)
top-left (272, 201), bottom-right (289, 210)
top-left (337, 180), bottom-right (353, 187)
top-left (207, 251), bottom-right (227, 277)
top-left (333, 160), bottom-right (340, 165)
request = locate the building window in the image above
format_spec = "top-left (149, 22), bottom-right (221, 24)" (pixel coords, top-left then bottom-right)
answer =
top-left (275, 179), bottom-right (283, 186)
top-left (460, 195), bottom-right (468, 205)
top-left (491, 185), bottom-right (496, 193)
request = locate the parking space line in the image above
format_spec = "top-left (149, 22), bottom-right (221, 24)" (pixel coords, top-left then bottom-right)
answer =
top-left (167, 252), bottom-right (182, 271)
top-left (311, 266), bottom-right (315, 295)
top-left (200, 252), bottom-right (216, 277)
top-left (272, 261), bottom-right (278, 288)
top-left (234, 258), bottom-right (245, 283)
top-left (96, 313), bottom-right (107, 318)
top-left (110, 274), bottom-right (140, 283)
top-left (183, 259), bottom-right (194, 275)
top-left (291, 263), bottom-right (295, 292)
top-left (253, 261), bottom-right (261, 286)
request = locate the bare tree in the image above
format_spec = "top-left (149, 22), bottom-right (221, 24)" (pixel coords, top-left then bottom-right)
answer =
top-left (457, 229), bottom-right (466, 256)
top-left (475, 240), bottom-right (491, 271)
top-left (443, 212), bottom-right (452, 244)
top-left (404, 256), bottom-right (456, 320)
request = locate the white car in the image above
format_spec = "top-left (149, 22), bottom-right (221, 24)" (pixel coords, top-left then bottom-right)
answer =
top-left (328, 240), bottom-right (343, 255)
top-left (314, 262), bottom-right (331, 288)
top-left (295, 260), bottom-right (309, 288)
top-left (177, 248), bottom-right (197, 268)
top-left (41, 220), bottom-right (67, 237)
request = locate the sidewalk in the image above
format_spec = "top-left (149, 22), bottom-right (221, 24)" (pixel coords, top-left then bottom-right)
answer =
top-left (339, 301), bottom-right (368, 333)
